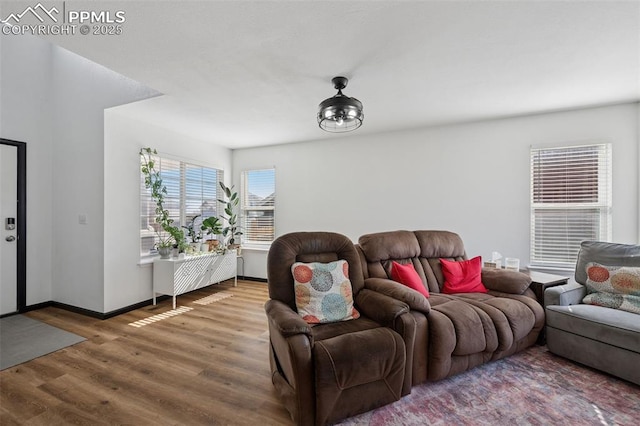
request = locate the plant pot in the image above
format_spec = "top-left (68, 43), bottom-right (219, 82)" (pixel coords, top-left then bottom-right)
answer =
top-left (207, 240), bottom-right (219, 251)
top-left (158, 246), bottom-right (172, 259)
top-left (200, 243), bottom-right (209, 252)
top-left (190, 242), bottom-right (200, 251)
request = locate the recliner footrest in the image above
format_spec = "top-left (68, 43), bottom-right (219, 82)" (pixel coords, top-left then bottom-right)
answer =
top-left (314, 327), bottom-right (405, 425)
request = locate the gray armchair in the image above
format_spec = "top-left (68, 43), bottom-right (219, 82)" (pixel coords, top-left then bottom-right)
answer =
top-left (545, 241), bottom-right (640, 385)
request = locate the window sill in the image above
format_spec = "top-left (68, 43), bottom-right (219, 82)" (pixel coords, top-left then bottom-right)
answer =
top-left (240, 245), bottom-right (271, 252)
top-left (139, 246), bottom-right (270, 264)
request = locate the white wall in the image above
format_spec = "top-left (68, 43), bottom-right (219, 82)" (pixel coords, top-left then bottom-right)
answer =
top-left (50, 48), bottom-right (158, 312)
top-left (0, 34), bottom-right (54, 305)
top-left (1, 34), bottom-right (157, 312)
top-left (2, 34), bottom-right (638, 310)
top-left (1, 33), bottom-right (231, 313)
top-left (233, 103), bottom-right (639, 279)
top-left (103, 111), bottom-right (233, 312)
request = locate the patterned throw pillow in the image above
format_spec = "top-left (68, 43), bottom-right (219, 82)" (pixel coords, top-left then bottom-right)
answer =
top-left (585, 263), bottom-right (640, 295)
top-left (292, 260), bottom-right (360, 324)
top-left (583, 263), bottom-right (640, 314)
top-left (583, 292), bottom-right (640, 314)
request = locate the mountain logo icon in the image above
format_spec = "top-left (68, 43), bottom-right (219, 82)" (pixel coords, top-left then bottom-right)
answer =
top-left (1, 2), bottom-right (59, 24)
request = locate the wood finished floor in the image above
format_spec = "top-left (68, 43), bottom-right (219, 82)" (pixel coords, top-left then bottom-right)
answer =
top-left (0, 280), bottom-right (293, 426)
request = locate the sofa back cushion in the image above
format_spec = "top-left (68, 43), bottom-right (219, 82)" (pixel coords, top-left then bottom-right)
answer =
top-left (358, 230), bottom-right (467, 294)
top-left (268, 231), bottom-right (365, 311)
top-left (413, 230), bottom-right (467, 293)
top-left (358, 229), bottom-right (424, 279)
top-left (575, 241), bottom-right (640, 285)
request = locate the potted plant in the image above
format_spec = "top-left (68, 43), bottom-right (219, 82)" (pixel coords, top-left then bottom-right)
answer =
top-left (168, 225), bottom-right (188, 256)
top-left (140, 147), bottom-right (187, 258)
top-left (218, 182), bottom-right (243, 251)
top-left (201, 216), bottom-right (223, 252)
top-left (183, 214), bottom-right (203, 251)
top-left (155, 233), bottom-right (175, 258)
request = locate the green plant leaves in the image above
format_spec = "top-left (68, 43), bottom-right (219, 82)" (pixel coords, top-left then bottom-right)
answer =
top-left (140, 147), bottom-right (185, 249)
top-left (218, 182), bottom-right (243, 249)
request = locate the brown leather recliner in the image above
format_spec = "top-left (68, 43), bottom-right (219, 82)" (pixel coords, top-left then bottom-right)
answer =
top-left (265, 232), bottom-right (413, 426)
top-left (357, 230), bottom-right (545, 386)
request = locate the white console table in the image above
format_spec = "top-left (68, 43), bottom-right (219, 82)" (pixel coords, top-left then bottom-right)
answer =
top-left (153, 251), bottom-right (237, 309)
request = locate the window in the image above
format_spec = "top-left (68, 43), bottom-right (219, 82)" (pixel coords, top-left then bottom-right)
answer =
top-left (140, 154), bottom-right (223, 256)
top-left (530, 143), bottom-right (612, 268)
top-left (241, 169), bottom-right (275, 246)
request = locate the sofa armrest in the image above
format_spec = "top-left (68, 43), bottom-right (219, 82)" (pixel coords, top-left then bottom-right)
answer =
top-left (544, 281), bottom-right (586, 306)
top-left (264, 299), bottom-right (313, 338)
top-left (355, 288), bottom-right (410, 327)
top-left (481, 268), bottom-right (531, 294)
top-left (265, 304), bottom-right (314, 418)
top-left (364, 277), bottom-right (431, 314)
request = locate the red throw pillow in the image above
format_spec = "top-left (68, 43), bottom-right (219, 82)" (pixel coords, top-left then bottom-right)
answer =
top-left (440, 256), bottom-right (488, 294)
top-left (391, 261), bottom-right (430, 298)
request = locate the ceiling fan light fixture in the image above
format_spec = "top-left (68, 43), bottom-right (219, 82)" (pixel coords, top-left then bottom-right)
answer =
top-left (317, 76), bottom-right (364, 133)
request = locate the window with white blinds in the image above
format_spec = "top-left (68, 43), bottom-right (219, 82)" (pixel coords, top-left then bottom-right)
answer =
top-left (241, 169), bottom-right (275, 246)
top-left (140, 154), bottom-right (223, 257)
top-left (530, 143), bottom-right (612, 268)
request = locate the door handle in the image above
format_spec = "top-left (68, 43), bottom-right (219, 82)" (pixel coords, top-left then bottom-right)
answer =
top-left (5, 235), bottom-right (16, 242)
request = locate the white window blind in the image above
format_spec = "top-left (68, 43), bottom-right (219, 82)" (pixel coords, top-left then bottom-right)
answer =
top-left (241, 169), bottom-right (275, 246)
top-left (140, 154), bottom-right (224, 257)
top-left (530, 143), bottom-right (612, 268)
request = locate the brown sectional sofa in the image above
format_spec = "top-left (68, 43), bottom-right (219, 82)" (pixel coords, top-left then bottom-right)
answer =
top-left (357, 230), bottom-right (545, 385)
top-left (266, 230), bottom-right (545, 425)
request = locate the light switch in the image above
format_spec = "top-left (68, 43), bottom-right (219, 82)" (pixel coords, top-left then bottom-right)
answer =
top-left (79, 214), bottom-right (87, 225)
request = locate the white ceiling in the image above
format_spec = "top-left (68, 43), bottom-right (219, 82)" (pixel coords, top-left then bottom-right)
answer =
top-left (40, 0), bottom-right (640, 149)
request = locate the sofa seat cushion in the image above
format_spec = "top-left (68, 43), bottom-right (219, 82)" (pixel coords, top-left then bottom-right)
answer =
top-left (311, 316), bottom-right (381, 342)
top-left (546, 304), bottom-right (640, 353)
top-left (431, 299), bottom-right (498, 355)
top-left (454, 295), bottom-right (537, 344)
top-left (427, 293), bottom-right (458, 307)
top-left (427, 293), bottom-right (540, 357)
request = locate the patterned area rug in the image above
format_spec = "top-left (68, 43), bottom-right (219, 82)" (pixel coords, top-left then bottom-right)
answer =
top-left (337, 345), bottom-right (640, 426)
